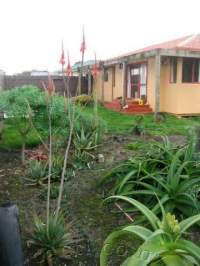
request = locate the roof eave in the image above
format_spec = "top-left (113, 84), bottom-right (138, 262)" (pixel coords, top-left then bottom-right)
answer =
top-left (103, 48), bottom-right (200, 66)
top-left (103, 49), bottom-right (160, 66)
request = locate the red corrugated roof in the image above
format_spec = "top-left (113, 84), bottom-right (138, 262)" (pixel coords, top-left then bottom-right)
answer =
top-left (106, 34), bottom-right (200, 61)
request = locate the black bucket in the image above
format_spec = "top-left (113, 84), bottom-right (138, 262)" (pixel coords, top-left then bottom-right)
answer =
top-left (0, 203), bottom-right (23, 266)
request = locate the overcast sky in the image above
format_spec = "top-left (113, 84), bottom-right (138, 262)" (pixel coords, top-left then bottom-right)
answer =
top-left (0, 0), bottom-right (200, 74)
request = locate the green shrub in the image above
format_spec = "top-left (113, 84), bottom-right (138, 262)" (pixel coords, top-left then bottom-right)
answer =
top-left (74, 94), bottom-right (93, 106)
top-left (0, 87), bottom-right (106, 149)
top-left (0, 85), bottom-right (44, 117)
top-left (0, 85), bottom-right (69, 139)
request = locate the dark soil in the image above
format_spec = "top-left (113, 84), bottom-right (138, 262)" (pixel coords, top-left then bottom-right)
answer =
top-left (0, 134), bottom-right (137, 266)
top-left (0, 133), bottom-right (197, 265)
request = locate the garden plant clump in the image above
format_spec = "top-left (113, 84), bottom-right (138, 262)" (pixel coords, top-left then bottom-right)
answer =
top-left (101, 136), bottom-right (200, 219)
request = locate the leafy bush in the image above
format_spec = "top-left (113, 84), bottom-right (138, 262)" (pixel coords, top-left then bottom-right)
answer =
top-left (73, 94), bottom-right (93, 106)
top-left (0, 85), bottom-right (44, 117)
top-left (101, 196), bottom-right (200, 266)
top-left (0, 85), bottom-right (69, 140)
top-left (0, 86), bottom-right (106, 148)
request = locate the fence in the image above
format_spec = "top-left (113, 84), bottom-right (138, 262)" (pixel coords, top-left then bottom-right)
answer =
top-left (0, 74), bottom-right (88, 96)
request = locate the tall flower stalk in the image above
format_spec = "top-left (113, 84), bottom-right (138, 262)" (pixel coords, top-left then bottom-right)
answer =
top-left (55, 45), bottom-right (76, 221)
top-left (42, 76), bottom-right (55, 229)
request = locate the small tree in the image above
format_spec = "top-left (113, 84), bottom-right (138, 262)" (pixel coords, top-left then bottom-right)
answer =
top-left (0, 85), bottom-right (43, 163)
top-left (0, 110), bottom-right (4, 141)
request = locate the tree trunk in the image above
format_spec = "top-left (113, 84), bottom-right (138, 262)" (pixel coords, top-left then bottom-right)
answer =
top-left (0, 120), bottom-right (4, 141)
top-left (21, 139), bottom-right (25, 165)
top-left (0, 203), bottom-right (23, 266)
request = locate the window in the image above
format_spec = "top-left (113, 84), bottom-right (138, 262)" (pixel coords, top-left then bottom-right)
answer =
top-left (104, 69), bottom-right (108, 81)
top-left (170, 58), bottom-right (177, 83)
top-left (182, 58), bottom-right (200, 83)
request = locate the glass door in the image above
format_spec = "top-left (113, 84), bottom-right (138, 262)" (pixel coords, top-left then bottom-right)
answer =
top-left (130, 66), bottom-right (140, 98)
top-left (129, 63), bottom-right (147, 101)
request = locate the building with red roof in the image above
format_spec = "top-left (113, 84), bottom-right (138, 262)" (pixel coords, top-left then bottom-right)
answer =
top-left (94, 34), bottom-right (200, 115)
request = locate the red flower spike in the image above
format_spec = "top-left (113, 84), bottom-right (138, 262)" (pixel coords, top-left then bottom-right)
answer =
top-left (80, 28), bottom-right (86, 54)
top-left (59, 41), bottom-right (65, 65)
top-left (66, 52), bottom-right (72, 76)
top-left (47, 76), bottom-right (55, 96)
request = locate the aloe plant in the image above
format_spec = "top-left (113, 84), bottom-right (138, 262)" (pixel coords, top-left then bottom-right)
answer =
top-left (101, 137), bottom-right (200, 218)
top-left (29, 214), bottom-right (76, 265)
top-left (100, 137), bottom-right (198, 195)
top-left (73, 127), bottom-right (98, 162)
top-left (121, 148), bottom-right (200, 218)
top-left (25, 160), bottom-right (48, 186)
top-left (100, 196), bottom-right (200, 266)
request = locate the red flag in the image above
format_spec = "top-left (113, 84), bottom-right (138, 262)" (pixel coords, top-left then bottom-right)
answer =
top-left (66, 52), bottom-right (72, 76)
top-left (92, 52), bottom-right (99, 78)
top-left (59, 41), bottom-right (65, 65)
top-left (80, 28), bottom-right (86, 54)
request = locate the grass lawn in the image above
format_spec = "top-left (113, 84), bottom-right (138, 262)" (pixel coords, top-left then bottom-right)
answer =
top-left (1, 106), bottom-right (200, 149)
top-left (0, 119), bottom-right (40, 150)
top-left (83, 105), bottom-right (199, 135)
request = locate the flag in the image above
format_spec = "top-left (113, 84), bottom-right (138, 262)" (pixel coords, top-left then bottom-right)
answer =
top-left (80, 28), bottom-right (86, 54)
top-left (92, 52), bottom-right (99, 78)
top-left (66, 52), bottom-right (72, 76)
top-left (59, 41), bottom-right (65, 65)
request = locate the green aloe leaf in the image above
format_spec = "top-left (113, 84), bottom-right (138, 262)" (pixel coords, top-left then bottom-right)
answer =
top-left (179, 214), bottom-right (200, 234)
top-left (123, 225), bottom-right (152, 240)
top-left (122, 257), bottom-right (148, 266)
top-left (100, 230), bottom-right (129, 266)
top-left (140, 175), bottom-right (170, 193)
top-left (105, 196), bottom-right (160, 230)
top-left (132, 181), bottom-right (163, 196)
top-left (167, 148), bottom-right (184, 185)
top-left (118, 170), bottom-right (138, 193)
top-left (176, 239), bottom-right (200, 263)
top-left (178, 177), bottom-right (200, 193)
top-left (162, 254), bottom-right (194, 266)
top-left (121, 190), bottom-right (160, 197)
top-left (171, 161), bottom-right (190, 189)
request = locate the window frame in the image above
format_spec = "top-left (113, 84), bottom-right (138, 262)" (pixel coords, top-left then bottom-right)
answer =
top-left (104, 68), bottom-right (109, 82)
top-left (169, 57), bottom-right (177, 83)
top-left (182, 58), bottom-right (200, 84)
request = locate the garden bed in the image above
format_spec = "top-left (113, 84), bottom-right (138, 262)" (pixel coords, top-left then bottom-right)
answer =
top-left (0, 134), bottom-right (138, 265)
